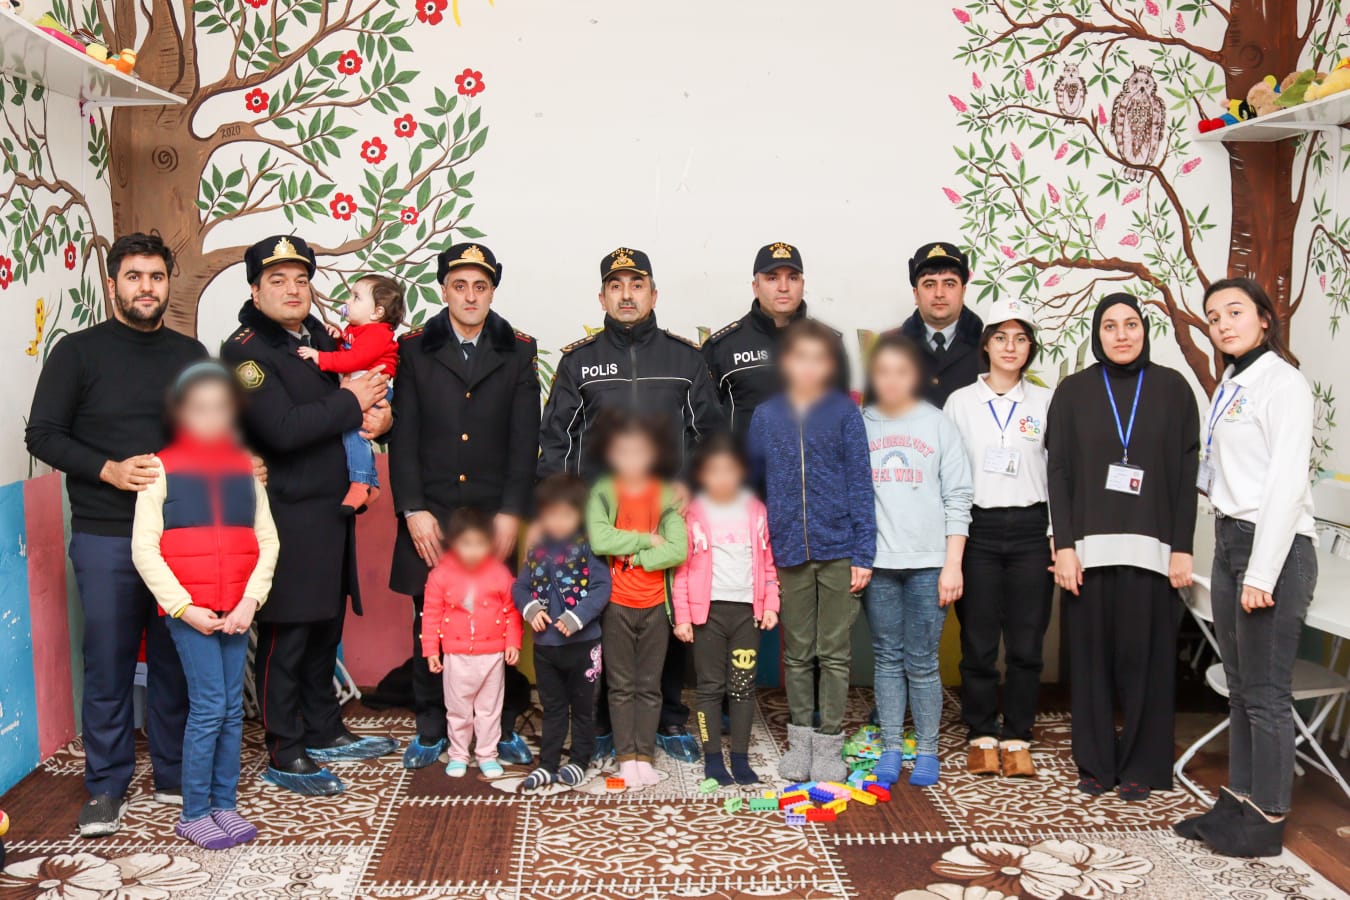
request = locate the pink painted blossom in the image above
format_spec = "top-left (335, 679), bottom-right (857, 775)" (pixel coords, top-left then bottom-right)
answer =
top-left (1095, 213), bottom-right (1107, 231)
top-left (1054, 143), bottom-right (1068, 160)
top-left (1010, 142), bottom-right (1023, 161)
top-left (949, 94), bottom-right (968, 113)
top-left (1098, 104), bottom-right (1108, 125)
top-left (1122, 187), bottom-right (1142, 204)
top-left (1047, 184), bottom-right (1061, 204)
top-left (1145, 0), bottom-right (1159, 14)
top-left (1000, 244), bottom-right (1017, 259)
top-left (1180, 157), bottom-right (1203, 174)
top-left (943, 187), bottom-right (963, 204)
top-left (1320, 273), bottom-right (1328, 290)
top-left (953, 7), bottom-right (971, 24)
top-left (1024, 69), bottom-right (1036, 91)
top-left (1175, 12), bottom-right (1186, 33)
top-left (1120, 232), bottom-right (1141, 247)
top-left (972, 71), bottom-right (983, 89)
top-left (1045, 274), bottom-right (1061, 287)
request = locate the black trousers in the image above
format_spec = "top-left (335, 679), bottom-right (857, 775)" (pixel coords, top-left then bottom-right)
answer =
top-left (595, 629), bottom-right (690, 735)
top-left (956, 504), bottom-right (1055, 743)
top-left (534, 639), bottom-right (603, 771)
top-left (1067, 565), bottom-right (1180, 789)
top-left (693, 602), bottom-right (759, 755)
top-left (255, 616), bottom-right (348, 767)
top-left (411, 592), bottom-right (530, 742)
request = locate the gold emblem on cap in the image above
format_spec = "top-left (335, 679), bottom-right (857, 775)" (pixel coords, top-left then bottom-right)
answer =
top-left (460, 245), bottom-right (487, 264)
top-left (273, 236), bottom-right (298, 258)
top-left (610, 248), bottom-right (636, 270)
top-left (770, 242), bottom-right (794, 260)
top-left (927, 245), bottom-right (949, 258)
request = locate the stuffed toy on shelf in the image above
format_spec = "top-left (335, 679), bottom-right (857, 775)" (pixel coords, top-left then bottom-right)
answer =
top-left (1306, 58), bottom-right (1350, 102)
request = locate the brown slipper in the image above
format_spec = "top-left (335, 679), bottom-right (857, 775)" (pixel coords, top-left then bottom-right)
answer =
top-left (1000, 745), bottom-right (1036, 778)
top-left (966, 745), bottom-right (1000, 776)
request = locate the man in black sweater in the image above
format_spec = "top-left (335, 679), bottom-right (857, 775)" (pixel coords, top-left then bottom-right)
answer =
top-left (26, 233), bottom-right (208, 838)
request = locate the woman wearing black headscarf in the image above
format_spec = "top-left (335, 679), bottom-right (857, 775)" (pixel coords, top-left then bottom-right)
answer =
top-left (1045, 293), bottom-right (1200, 801)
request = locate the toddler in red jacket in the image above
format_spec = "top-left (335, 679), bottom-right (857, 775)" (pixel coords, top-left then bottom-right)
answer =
top-left (421, 508), bottom-right (523, 778)
top-left (298, 274), bottom-right (403, 514)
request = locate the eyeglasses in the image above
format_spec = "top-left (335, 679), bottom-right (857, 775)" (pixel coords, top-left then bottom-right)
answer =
top-left (989, 333), bottom-right (1031, 348)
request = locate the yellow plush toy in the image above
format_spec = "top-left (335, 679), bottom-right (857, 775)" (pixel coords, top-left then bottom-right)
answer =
top-left (1306, 59), bottom-right (1350, 101)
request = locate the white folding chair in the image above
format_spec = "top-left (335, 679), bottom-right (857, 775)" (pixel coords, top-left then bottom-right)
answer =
top-left (1174, 575), bottom-right (1350, 803)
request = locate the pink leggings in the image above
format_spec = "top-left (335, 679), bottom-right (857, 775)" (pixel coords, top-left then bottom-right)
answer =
top-left (443, 652), bottom-right (504, 763)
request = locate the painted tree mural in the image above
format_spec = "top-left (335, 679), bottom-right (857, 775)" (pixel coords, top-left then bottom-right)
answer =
top-left (0, 0), bottom-right (493, 349)
top-left (946, 0), bottom-right (1350, 403)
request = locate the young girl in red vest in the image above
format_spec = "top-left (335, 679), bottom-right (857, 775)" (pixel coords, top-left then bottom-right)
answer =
top-left (131, 362), bottom-right (279, 849)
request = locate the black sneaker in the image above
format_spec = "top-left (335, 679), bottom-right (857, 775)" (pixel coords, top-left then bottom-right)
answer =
top-left (78, 794), bottom-right (127, 838)
top-left (152, 788), bottom-right (183, 805)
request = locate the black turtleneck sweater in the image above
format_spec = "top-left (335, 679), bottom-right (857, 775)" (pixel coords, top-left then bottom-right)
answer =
top-left (26, 319), bottom-right (207, 535)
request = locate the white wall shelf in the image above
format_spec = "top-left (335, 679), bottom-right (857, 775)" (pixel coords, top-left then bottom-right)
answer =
top-left (1195, 89), bottom-right (1350, 143)
top-left (0, 13), bottom-right (183, 108)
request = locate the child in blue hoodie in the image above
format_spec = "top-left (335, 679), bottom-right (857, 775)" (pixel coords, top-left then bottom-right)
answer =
top-left (862, 333), bottom-right (973, 789)
top-left (747, 320), bottom-right (875, 784)
top-left (513, 474), bottom-right (612, 790)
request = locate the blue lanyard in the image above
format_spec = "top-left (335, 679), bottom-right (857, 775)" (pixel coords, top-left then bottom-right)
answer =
top-left (1101, 368), bottom-right (1144, 465)
top-left (986, 399), bottom-right (1019, 447)
top-left (1205, 383), bottom-right (1241, 457)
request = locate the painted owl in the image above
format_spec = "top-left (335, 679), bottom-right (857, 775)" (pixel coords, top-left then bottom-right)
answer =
top-left (1110, 64), bottom-right (1166, 182)
top-left (1054, 63), bottom-right (1087, 116)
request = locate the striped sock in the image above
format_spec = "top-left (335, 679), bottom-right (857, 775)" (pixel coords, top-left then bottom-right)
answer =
top-left (175, 815), bottom-right (235, 850)
top-left (211, 809), bottom-right (258, 844)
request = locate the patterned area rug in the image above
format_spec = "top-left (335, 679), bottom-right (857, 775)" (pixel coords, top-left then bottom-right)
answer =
top-left (1, 688), bottom-right (1343, 899)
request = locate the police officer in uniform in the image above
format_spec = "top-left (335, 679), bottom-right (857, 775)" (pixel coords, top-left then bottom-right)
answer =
top-left (703, 242), bottom-right (850, 439)
top-left (539, 247), bottom-right (725, 761)
top-left (893, 242), bottom-right (985, 407)
top-left (221, 235), bottom-right (398, 795)
top-left (389, 243), bottom-right (541, 769)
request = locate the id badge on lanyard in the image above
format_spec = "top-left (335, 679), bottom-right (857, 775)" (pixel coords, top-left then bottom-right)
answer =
top-left (984, 398), bottom-right (1021, 476)
top-left (1197, 383), bottom-right (1240, 495)
top-left (1102, 369), bottom-right (1145, 496)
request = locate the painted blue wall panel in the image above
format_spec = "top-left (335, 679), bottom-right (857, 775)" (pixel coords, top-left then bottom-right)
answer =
top-left (0, 481), bottom-right (38, 795)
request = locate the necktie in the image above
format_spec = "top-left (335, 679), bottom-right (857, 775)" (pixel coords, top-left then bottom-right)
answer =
top-left (932, 332), bottom-right (947, 355)
top-left (461, 340), bottom-right (475, 361)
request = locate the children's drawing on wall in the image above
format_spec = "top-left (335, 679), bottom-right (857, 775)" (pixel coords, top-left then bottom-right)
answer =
top-left (945, 0), bottom-right (1349, 471)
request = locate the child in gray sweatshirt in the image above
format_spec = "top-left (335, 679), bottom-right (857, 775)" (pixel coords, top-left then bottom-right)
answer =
top-left (861, 333), bottom-right (973, 789)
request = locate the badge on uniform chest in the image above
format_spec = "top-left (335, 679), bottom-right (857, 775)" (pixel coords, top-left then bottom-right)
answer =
top-left (1105, 463), bottom-right (1145, 496)
top-left (983, 447), bottom-right (1021, 477)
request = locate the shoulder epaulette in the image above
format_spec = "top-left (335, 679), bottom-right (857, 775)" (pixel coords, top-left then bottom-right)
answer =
top-left (229, 327), bottom-right (254, 343)
top-left (514, 328), bottom-right (535, 344)
top-left (560, 332), bottom-right (600, 354)
top-left (399, 326), bottom-right (425, 342)
top-left (704, 320), bottom-right (740, 343)
top-left (664, 329), bottom-right (702, 349)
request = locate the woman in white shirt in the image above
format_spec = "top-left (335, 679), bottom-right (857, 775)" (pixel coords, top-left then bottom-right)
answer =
top-left (945, 299), bottom-right (1054, 780)
top-left (1174, 277), bottom-right (1318, 859)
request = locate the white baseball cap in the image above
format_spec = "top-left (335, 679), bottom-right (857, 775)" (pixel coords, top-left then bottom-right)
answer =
top-left (985, 297), bottom-right (1037, 330)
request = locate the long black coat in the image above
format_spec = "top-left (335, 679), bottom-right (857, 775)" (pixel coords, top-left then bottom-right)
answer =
top-left (221, 301), bottom-right (367, 623)
top-left (897, 306), bottom-right (986, 408)
top-left (387, 308), bottom-right (540, 596)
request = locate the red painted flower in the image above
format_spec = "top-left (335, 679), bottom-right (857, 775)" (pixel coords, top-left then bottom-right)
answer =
top-left (245, 88), bottom-right (269, 113)
top-left (63, 241), bottom-right (77, 269)
top-left (400, 206), bottom-right (419, 225)
top-left (330, 193), bottom-right (357, 221)
top-left (455, 68), bottom-right (485, 97)
top-left (0, 255), bottom-right (13, 289)
top-left (393, 113), bottom-right (417, 138)
top-left (245, 0), bottom-right (267, 7)
top-left (337, 50), bottom-right (363, 75)
top-left (360, 137), bottom-right (388, 165)
top-left (416, 0), bottom-right (448, 25)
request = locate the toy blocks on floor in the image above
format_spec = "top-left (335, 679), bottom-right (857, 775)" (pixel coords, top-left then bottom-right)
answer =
top-left (849, 788), bottom-right (878, 805)
top-left (749, 797), bottom-right (779, 811)
top-left (778, 791), bottom-right (809, 809)
top-left (723, 797), bottom-right (744, 814)
top-left (784, 812), bottom-right (807, 826)
top-left (824, 798), bottom-right (849, 814)
top-left (605, 777), bottom-right (625, 791)
top-left (805, 807), bottom-right (837, 822)
top-left (864, 784), bottom-right (891, 802)
top-left (698, 778), bottom-right (721, 794)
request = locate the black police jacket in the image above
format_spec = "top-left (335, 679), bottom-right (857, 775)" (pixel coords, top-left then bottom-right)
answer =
top-left (703, 300), bottom-right (850, 439)
top-left (538, 313), bottom-right (725, 481)
top-left (387, 308), bottom-right (540, 596)
top-left (896, 306), bottom-right (986, 408)
top-left (221, 301), bottom-right (367, 623)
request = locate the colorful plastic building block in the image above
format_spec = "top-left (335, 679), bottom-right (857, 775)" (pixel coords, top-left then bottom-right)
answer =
top-left (723, 797), bottom-right (744, 814)
top-left (698, 778), bottom-right (721, 794)
top-left (849, 788), bottom-right (878, 805)
top-left (749, 797), bottom-right (779, 811)
top-left (808, 786), bottom-right (836, 804)
top-left (864, 784), bottom-right (891, 802)
top-left (605, 777), bottom-right (626, 791)
top-left (782, 782), bottom-right (814, 793)
top-left (824, 798), bottom-right (849, 813)
top-left (805, 807), bottom-right (837, 822)
top-left (778, 791), bottom-right (809, 809)
top-left (761, 790), bottom-right (778, 799)
top-left (784, 812), bottom-right (807, 826)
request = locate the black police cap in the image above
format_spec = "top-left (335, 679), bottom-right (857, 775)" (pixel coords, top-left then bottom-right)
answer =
top-left (600, 247), bottom-right (653, 282)
top-left (753, 242), bottom-right (804, 275)
top-left (245, 235), bottom-right (317, 285)
top-left (437, 243), bottom-right (502, 286)
top-left (908, 242), bottom-right (970, 286)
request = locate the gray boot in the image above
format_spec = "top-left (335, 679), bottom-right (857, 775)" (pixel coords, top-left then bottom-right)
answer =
top-left (809, 730), bottom-right (848, 784)
top-left (778, 724), bottom-right (814, 782)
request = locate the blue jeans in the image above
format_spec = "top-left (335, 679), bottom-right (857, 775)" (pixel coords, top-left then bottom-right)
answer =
top-left (342, 385), bottom-right (391, 487)
top-left (69, 532), bottom-right (187, 798)
top-left (166, 616), bottom-right (250, 820)
top-left (863, 568), bottom-right (944, 755)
